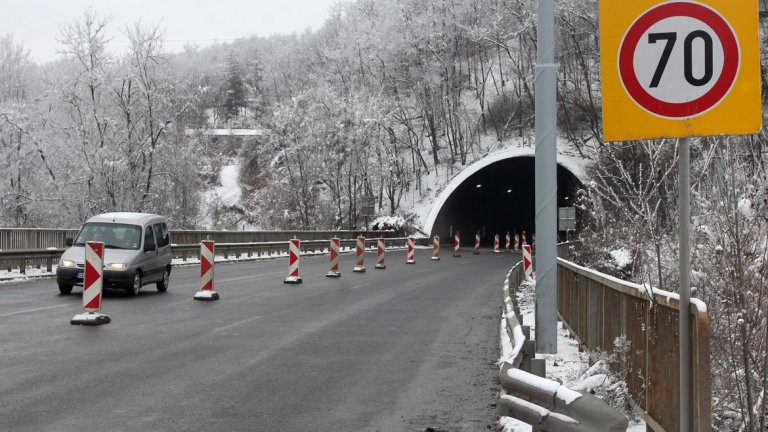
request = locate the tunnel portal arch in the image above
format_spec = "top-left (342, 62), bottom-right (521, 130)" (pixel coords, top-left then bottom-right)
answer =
top-left (423, 148), bottom-right (586, 246)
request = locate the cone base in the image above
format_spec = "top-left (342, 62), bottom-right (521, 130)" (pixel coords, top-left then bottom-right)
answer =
top-left (325, 271), bottom-right (341, 278)
top-left (71, 311), bottom-right (111, 326)
top-left (194, 290), bottom-right (220, 301)
top-left (453, 254), bottom-right (462, 257)
top-left (375, 264), bottom-right (386, 269)
top-left (431, 257), bottom-right (440, 261)
top-left (406, 260), bottom-right (415, 264)
top-left (493, 250), bottom-right (501, 254)
top-left (284, 276), bottom-right (303, 284)
top-left (353, 266), bottom-right (366, 273)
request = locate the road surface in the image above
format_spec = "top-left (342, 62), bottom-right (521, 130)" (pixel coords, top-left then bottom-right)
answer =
top-left (0, 248), bottom-right (519, 431)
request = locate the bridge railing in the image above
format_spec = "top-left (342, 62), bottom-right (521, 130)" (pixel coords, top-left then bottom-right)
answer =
top-left (497, 260), bottom-right (629, 431)
top-left (557, 257), bottom-right (711, 432)
top-left (0, 235), bottom-right (427, 274)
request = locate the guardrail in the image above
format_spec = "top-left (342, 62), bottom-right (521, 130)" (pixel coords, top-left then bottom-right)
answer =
top-left (0, 228), bottom-right (396, 250)
top-left (497, 260), bottom-right (629, 431)
top-left (557, 258), bottom-right (711, 432)
top-left (0, 237), bottom-right (428, 274)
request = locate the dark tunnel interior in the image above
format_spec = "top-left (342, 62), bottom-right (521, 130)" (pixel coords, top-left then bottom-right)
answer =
top-left (430, 157), bottom-right (582, 247)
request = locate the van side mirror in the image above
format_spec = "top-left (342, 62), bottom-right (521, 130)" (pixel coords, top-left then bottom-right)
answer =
top-left (65, 238), bottom-right (73, 247)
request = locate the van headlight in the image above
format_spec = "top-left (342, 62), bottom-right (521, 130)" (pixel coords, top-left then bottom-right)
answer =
top-left (105, 263), bottom-right (127, 271)
top-left (59, 259), bottom-right (76, 268)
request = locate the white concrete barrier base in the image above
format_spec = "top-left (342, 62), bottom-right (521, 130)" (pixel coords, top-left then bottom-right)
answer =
top-left (194, 290), bottom-right (220, 301)
top-left (71, 311), bottom-right (111, 326)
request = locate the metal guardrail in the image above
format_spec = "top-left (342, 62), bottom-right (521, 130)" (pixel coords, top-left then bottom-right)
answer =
top-left (0, 237), bottom-right (428, 274)
top-left (0, 228), bottom-right (396, 250)
top-left (497, 260), bottom-right (629, 431)
top-left (557, 258), bottom-right (711, 432)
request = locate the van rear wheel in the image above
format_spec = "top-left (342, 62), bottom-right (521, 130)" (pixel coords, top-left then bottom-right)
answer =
top-left (156, 269), bottom-right (169, 292)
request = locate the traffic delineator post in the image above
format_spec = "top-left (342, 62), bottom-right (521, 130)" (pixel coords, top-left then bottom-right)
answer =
top-left (375, 237), bottom-right (386, 269)
top-left (71, 241), bottom-right (111, 325)
top-left (194, 240), bottom-right (220, 300)
top-left (326, 237), bottom-right (341, 278)
top-left (505, 232), bottom-right (511, 252)
top-left (522, 230), bottom-right (527, 246)
top-left (353, 236), bottom-right (366, 272)
top-left (453, 231), bottom-right (461, 257)
top-left (284, 238), bottom-right (303, 284)
top-left (523, 244), bottom-right (534, 281)
top-left (406, 236), bottom-right (416, 264)
top-left (473, 231), bottom-right (480, 255)
top-left (431, 235), bottom-right (440, 261)
top-left (493, 234), bottom-right (501, 253)
top-left (514, 233), bottom-right (520, 251)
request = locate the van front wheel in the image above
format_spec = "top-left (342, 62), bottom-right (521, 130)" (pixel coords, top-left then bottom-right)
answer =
top-left (58, 284), bottom-right (73, 295)
top-left (126, 272), bottom-right (141, 297)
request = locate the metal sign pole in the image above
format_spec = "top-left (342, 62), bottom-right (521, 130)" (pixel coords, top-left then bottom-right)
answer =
top-left (679, 136), bottom-right (692, 431)
top-left (534, 0), bottom-right (558, 353)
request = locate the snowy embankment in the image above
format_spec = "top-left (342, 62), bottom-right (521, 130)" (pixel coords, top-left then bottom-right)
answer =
top-left (497, 272), bottom-right (646, 432)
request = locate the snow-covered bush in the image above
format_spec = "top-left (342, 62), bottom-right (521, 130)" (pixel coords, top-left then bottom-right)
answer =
top-left (369, 213), bottom-right (423, 236)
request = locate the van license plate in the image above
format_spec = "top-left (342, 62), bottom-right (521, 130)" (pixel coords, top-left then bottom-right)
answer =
top-left (76, 272), bottom-right (83, 280)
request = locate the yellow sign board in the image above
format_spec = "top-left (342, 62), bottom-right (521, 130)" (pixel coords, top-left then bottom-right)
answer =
top-left (600, 0), bottom-right (762, 141)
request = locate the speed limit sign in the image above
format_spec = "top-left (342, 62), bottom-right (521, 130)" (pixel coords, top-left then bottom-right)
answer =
top-left (601, 0), bottom-right (761, 141)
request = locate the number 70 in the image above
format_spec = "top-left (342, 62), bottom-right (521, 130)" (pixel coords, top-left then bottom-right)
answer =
top-left (648, 31), bottom-right (714, 88)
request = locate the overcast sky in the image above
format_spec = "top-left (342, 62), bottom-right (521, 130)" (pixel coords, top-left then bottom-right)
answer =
top-left (2, 0), bottom-right (342, 63)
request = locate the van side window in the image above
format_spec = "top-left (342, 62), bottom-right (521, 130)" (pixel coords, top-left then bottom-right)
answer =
top-left (152, 224), bottom-right (168, 249)
top-left (144, 227), bottom-right (156, 252)
top-left (153, 224), bottom-right (169, 248)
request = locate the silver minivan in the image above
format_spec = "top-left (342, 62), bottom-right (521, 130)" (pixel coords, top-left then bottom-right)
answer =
top-left (56, 213), bottom-right (172, 296)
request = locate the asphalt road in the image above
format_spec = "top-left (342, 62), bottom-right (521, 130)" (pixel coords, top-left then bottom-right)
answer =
top-left (0, 248), bottom-right (519, 432)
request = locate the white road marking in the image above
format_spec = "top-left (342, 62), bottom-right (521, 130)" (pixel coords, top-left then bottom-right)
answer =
top-left (0, 304), bottom-right (71, 318)
top-left (213, 315), bottom-right (263, 333)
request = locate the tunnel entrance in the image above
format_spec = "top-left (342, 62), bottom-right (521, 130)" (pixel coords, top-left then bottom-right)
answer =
top-left (427, 156), bottom-right (582, 246)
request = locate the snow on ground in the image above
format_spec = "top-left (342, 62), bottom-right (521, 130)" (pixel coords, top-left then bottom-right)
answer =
top-left (198, 163), bottom-right (249, 229)
top-left (216, 164), bottom-right (242, 206)
top-left (497, 278), bottom-right (646, 432)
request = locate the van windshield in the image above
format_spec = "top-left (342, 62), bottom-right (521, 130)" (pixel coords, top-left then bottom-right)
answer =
top-left (74, 223), bottom-right (143, 250)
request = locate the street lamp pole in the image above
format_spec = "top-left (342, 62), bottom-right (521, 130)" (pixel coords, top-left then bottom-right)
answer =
top-left (534, 0), bottom-right (558, 353)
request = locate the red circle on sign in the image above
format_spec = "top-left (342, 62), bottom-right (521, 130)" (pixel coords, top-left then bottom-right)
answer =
top-left (618, 2), bottom-right (739, 119)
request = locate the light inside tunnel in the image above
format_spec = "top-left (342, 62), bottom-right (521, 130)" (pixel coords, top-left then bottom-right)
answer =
top-left (429, 156), bottom-right (582, 246)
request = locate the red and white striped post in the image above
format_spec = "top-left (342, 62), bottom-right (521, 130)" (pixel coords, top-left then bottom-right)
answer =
top-left (194, 240), bottom-right (220, 300)
top-left (473, 231), bottom-right (481, 255)
top-left (523, 244), bottom-right (534, 281)
top-left (406, 236), bottom-right (416, 264)
top-left (375, 237), bottom-right (386, 269)
top-left (353, 236), bottom-right (366, 272)
top-left (493, 234), bottom-right (501, 253)
top-left (505, 232), bottom-right (511, 252)
top-left (453, 231), bottom-right (461, 257)
top-left (522, 230), bottom-right (527, 246)
top-left (326, 237), bottom-right (341, 278)
top-left (514, 233), bottom-right (520, 251)
top-left (431, 235), bottom-right (440, 261)
top-left (284, 238), bottom-right (303, 283)
top-left (71, 241), bottom-right (111, 325)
